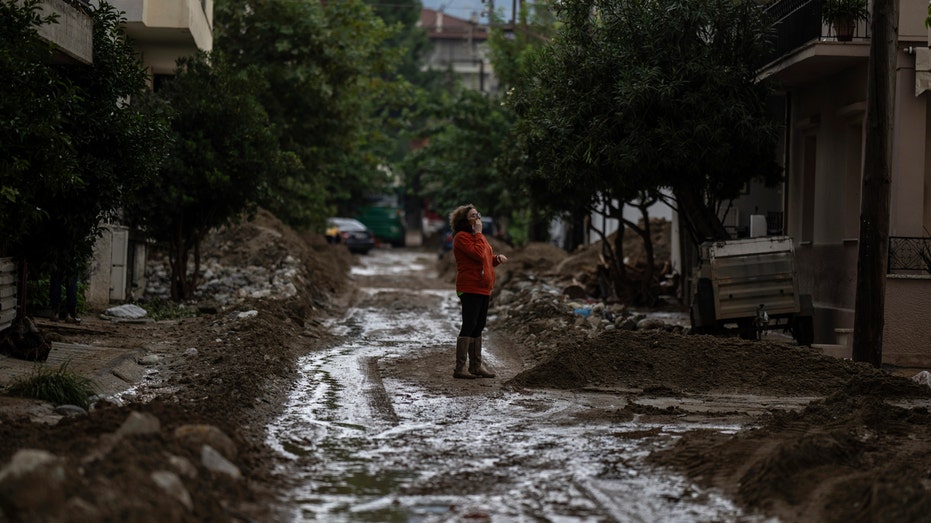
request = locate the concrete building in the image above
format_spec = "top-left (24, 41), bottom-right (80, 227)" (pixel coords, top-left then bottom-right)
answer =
top-left (85, 0), bottom-right (213, 305)
top-left (758, 0), bottom-right (931, 366)
top-left (36, 0), bottom-right (93, 66)
top-left (109, 0), bottom-right (214, 88)
top-left (419, 8), bottom-right (498, 94)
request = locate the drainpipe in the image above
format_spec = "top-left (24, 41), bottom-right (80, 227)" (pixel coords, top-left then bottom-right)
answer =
top-left (783, 92), bottom-right (792, 236)
top-left (906, 46), bottom-right (931, 97)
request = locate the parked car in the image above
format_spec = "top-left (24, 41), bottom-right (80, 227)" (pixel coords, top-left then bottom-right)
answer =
top-left (326, 217), bottom-right (376, 254)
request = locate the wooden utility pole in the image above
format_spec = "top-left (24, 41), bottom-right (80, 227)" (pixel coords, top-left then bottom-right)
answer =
top-left (852, 0), bottom-right (898, 367)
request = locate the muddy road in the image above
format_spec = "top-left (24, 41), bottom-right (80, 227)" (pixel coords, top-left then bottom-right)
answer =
top-left (3, 211), bottom-right (928, 523)
top-left (265, 249), bottom-right (770, 522)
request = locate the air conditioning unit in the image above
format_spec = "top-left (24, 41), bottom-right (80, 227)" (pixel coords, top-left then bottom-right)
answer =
top-left (750, 214), bottom-right (767, 238)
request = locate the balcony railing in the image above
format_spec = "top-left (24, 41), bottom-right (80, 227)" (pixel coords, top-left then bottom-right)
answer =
top-left (762, 0), bottom-right (870, 66)
top-left (888, 236), bottom-right (931, 274)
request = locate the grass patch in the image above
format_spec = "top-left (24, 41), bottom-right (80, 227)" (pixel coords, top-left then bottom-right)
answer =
top-left (6, 362), bottom-right (97, 410)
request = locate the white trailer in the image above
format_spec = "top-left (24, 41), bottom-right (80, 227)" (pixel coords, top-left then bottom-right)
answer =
top-left (689, 236), bottom-right (814, 345)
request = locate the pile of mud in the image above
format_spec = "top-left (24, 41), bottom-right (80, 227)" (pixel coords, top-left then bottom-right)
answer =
top-left (506, 329), bottom-right (913, 396)
top-left (0, 209), bottom-right (353, 522)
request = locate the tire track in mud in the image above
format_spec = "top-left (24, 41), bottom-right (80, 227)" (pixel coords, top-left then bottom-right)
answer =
top-left (361, 356), bottom-right (398, 425)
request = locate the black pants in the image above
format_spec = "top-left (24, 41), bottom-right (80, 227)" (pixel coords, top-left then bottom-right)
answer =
top-left (458, 293), bottom-right (489, 338)
top-left (50, 272), bottom-right (78, 318)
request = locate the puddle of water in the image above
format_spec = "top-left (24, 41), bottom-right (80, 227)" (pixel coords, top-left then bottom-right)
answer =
top-left (268, 250), bottom-right (775, 523)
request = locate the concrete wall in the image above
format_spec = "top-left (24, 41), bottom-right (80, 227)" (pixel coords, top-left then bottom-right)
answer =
top-left (885, 276), bottom-right (931, 367)
top-left (110, 0), bottom-right (213, 61)
top-left (785, 64), bottom-right (868, 343)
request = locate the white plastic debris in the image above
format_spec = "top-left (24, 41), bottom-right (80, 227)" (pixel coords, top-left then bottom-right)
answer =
top-left (237, 310), bottom-right (258, 320)
top-left (103, 304), bottom-right (148, 319)
top-left (911, 370), bottom-right (931, 388)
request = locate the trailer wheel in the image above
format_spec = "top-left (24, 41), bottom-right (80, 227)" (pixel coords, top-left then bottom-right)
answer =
top-left (737, 318), bottom-right (757, 340)
top-left (689, 307), bottom-right (718, 335)
top-left (689, 278), bottom-right (717, 335)
top-left (793, 316), bottom-right (814, 346)
top-left (793, 294), bottom-right (814, 346)
top-left (696, 278), bottom-right (715, 322)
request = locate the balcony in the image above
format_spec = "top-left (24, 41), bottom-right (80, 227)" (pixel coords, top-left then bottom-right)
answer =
top-left (758, 0), bottom-right (871, 86)
top-left (36, 0), bottom-right (93, 65)
top-left (109, 0), bottom-right (213, 52)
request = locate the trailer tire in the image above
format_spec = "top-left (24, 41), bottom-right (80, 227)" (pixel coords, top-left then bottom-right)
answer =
top-left (690, 279), bottom-right (717, 335)
top-left (737, 318), bottom-right (757, 340)
top-left (696, 278), bottom-right (715, 323)
top-left (793, 316), bottom-right (814, 346)
top-left (793, 294), bottom-right (814, 346)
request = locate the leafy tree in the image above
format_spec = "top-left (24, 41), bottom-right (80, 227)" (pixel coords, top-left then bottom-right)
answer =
top-left (127, 53), bottom-right (278, 301)
top-left (364, 0), bottom-right (433, 86)
top-left (1, 1), bottom-right (165, 308)
top-left (504, 0), bottom-right (781, 300)
top-left (402, 88), bottom-right (512, 220)
top-left (0, 0), bottom-right (75, 258)
top-left (360, 0), bottom-right (455, 233)
top-left (215, 0), bottom-right (405, 229)
top-left (487, 0), bottom-right (559, 93)
top-left (485, 0), bottom-right (562, 243)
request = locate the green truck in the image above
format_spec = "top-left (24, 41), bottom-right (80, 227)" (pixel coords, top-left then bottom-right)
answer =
top-left (355, 204), bottom-right (405, 247)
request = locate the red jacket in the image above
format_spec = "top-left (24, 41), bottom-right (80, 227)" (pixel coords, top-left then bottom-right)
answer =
top-left (453, 231), bottom-right (501, 295)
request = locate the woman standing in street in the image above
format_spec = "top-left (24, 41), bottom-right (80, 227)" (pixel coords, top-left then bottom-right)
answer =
top-left (449, 204), bottom-right (508, 379)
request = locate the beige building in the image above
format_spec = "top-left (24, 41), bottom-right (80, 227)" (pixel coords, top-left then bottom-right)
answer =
top-left (109, 0), bottom-right (214, 88)
top-left (419, 8), bottom-right (498, 94)
top-left (86, 0), bottom-right (214, 305)
top-left (759, 0), bottom-right (931, 366)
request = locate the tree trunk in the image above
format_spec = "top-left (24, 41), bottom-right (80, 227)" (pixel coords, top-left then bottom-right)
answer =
top-left (191, 237), bottom-right (201, 298)
top-left (587, 208), bottom-right (628, 302)
top-left (672, 183), bottom-right (729, 244)
top-left (852, 0), bottom-right (897, 367)
top-left (610, 222), bottom-right (628, 301)
top-left (170, 220), bottom-right (190, 301)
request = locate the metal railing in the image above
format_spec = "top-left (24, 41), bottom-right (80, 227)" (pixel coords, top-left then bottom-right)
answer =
top-left (888, 236), bottom-right (931, 274)
top-left (761, 0), bottom-right (870, 66)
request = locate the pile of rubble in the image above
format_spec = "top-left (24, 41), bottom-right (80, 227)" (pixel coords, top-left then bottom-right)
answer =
top-left (144, 255), bottom-right (303, 305)
top-left (142, 209), bottom-right (347, 308)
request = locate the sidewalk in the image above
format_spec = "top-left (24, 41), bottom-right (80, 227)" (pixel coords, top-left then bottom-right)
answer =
top-left (0, 317), bottom-right (146, 419)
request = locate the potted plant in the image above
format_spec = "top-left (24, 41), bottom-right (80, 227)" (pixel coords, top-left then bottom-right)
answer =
top-left (821, 0), bottom-right (869, 42)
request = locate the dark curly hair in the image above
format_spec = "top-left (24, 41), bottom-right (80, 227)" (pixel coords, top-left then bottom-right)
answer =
top-left (449, 204), bottom-right (476, 234)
